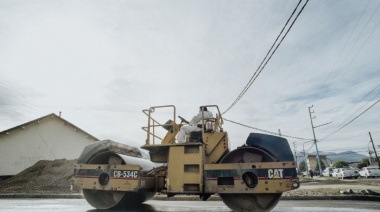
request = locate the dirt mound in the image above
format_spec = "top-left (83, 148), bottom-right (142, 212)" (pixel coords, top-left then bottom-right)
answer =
top-left (0, 142), bottom-right (143, 194)
top-left (0, 159), bottom-right (76, 194)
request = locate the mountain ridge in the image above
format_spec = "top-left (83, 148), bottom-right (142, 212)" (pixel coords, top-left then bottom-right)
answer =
top-left (296, 150), bottom-right (367, 163)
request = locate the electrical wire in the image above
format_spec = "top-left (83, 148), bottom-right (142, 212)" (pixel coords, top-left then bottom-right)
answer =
top-left (321, 133), bottom-right (373, 141)
top-left (222, 0), bottom-right (309, 115)
top-left (305, 142), bottom-right (315, 152)
top-left (320, 98), bottom-right (380, 141)
top-left (319, 79), bottom-right (380, 136)
top-left (318, 1), bottom-right (380, 111)
top-left (317, 0), bottom-right (371, 104)
top-left (223, 0), bottom-right (302, 112)
top-left (338, 84), bottom-right (380, 128)
top-left (337, 81), bottom-right (380, 125)
top-left (223, 117), bottom-right (313, 141)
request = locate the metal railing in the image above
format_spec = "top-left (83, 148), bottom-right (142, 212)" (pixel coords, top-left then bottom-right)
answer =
top-left (142, 105), bottom-right (176, 145)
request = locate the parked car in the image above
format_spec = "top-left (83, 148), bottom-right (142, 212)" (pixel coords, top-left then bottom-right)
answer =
top-left (331, 168), bottom-right (339, 177)
top-left (359, 167), bottom-right (380, 178)
top-left (322, 167), bottom-right (334, 177)
top-left (335, 168), bottom-right (357, 179)
top-left (351, 168), bottom-right (360, 178)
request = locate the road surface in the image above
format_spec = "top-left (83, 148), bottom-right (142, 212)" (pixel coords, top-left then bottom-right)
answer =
top-left (0, 199), bottom-right (380, 211)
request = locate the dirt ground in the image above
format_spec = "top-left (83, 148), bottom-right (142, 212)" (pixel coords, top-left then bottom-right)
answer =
top-left (283, 176), bottom-right (380, 196)
top-left (1, 158), bottom-right (380, 197)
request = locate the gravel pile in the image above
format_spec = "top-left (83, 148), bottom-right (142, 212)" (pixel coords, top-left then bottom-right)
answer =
top-left (0, 141), bottom-right (143, 194)
top-left (0, 159), bottom-right (76, 194)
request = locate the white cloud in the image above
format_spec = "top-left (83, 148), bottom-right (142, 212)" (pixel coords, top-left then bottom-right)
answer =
top-left (0, 0), bottom-right (379, 156)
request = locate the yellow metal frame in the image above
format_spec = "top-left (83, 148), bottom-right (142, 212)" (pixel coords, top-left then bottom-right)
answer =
top-left (73, 164), bottom-right (155, 191)
top-left (74, 104), bottom-right (300, 198)
top-left (204, 162), bottom-right (299, 193)
top-left (141, 105), bottom-right (225, 145)
top-left (141, 105), bottom-right (177, 145)
top-left (205, 178), bottom-right (297, 194)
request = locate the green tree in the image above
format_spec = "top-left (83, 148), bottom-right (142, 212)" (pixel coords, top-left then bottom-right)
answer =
top-left (357, 158), bottom-right (370, 169)
top-left (333, 160), bottom-right (348, 168)
top-left (299, 161), bottom-right (307, 172)
top-left (315, 161), bottom-right (326, 171)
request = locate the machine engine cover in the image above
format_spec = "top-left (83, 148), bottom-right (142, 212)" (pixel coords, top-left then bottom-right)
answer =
top-left (246, 133), bottom-right (294, 161)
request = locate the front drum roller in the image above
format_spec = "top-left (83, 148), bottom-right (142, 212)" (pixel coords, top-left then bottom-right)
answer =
top-left (219, 147), bottom-right (282, 212)
top-left (81, 152), bottom-right (156, 210)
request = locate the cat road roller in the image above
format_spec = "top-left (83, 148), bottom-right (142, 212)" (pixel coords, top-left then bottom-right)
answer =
top-left (73, 105), bottom-right (300, 211)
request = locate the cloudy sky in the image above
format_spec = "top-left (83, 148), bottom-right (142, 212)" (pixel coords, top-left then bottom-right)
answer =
top-left (1, 0), bottom-right (379, 156)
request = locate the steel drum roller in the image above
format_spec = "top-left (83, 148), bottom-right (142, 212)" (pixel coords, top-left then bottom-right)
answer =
top-left (77, 140), bottom-right (156, 210)
top-left (219, 147), bottom-right (282, 212)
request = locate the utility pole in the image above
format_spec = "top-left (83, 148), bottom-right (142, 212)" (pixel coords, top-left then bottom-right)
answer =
top-left (368, 143), bottom-right (372, 165)
top-left (303, 141), bottom-right (311, 172)
top-left (369, 132), bottom-right (380, 167)
top-left (293, 141), bottom-right (298, 169)
top-left (308, 105), bottom-right (323, 176)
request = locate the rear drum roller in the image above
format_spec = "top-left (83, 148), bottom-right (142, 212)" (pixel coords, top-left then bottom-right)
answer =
top-left (219, 147), bottom-right (282, 212)
top-left (82, 152), bottom-right (155, 210)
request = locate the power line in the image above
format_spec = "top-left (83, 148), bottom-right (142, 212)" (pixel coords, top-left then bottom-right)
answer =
top-left (338, 83), bottom-right (380, 128)
top-left (305, 142), bottom-right (315, 152)
top-left (320, 98), bottom-right (380, 141)
top-left (223, 118), bottom-right (312, 141)
top-left (317, 0), bottom-right (371, 103)
top-left (322, 133), bottom-right (372, 141)
top-left (222, 0), bottom-right (309, 114)
top-left (319, 80), bottom-right (380, 136)
top-left (318, 1), bottom-right (380, 110)
top-left (338, 82), bottom-right (380, 124)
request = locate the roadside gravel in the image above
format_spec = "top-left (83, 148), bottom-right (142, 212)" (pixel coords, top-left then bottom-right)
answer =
top-left (284, 176), bottom-right (380, 196)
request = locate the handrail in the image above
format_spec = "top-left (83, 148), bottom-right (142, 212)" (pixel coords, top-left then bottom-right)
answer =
top-left (143, 105), bottom-right (176, 145)
top-left (142, 105), bottom-right (223, 145)
top-left (142, 127), bottom-right (164, 141)
top-left (200, 105), bottom-right (223, 132)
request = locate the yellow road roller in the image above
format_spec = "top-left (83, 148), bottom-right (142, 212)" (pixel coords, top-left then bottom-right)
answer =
top-left (73, 105), bottom-right (300, 211)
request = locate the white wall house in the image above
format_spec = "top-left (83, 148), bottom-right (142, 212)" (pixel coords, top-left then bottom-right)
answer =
top-left (306, 154), bottom-right (327, 171)
top-left (0, 113), bottom-right (98, 177)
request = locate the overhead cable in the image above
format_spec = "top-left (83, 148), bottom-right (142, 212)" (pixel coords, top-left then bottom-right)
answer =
top-left (318, 1), bottom-right (380, 111)
top-left (317, 0), bottom-right (371, 104)
top-left (222, 0), bottom-right (309, 115)
top-left (320, 98), bottom-right (380, 141)
top-left (338, 81), bottom-right (380, 127)
top-left (223, 118), bottom-right (312, 141)
top-left (319, 80), bottom-right (380, 135)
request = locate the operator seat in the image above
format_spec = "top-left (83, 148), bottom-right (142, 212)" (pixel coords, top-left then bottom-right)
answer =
top-left (188, 119), bottom-right (214, 143)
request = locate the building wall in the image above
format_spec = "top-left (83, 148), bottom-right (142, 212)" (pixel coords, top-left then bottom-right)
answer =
top-left (0, 115), bottom-right (97, 176)
top-left (306, 155), bottom-right (327, 171)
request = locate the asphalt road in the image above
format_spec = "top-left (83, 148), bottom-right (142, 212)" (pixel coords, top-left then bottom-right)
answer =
top-left (0, 199), bottom-right (380, 212)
